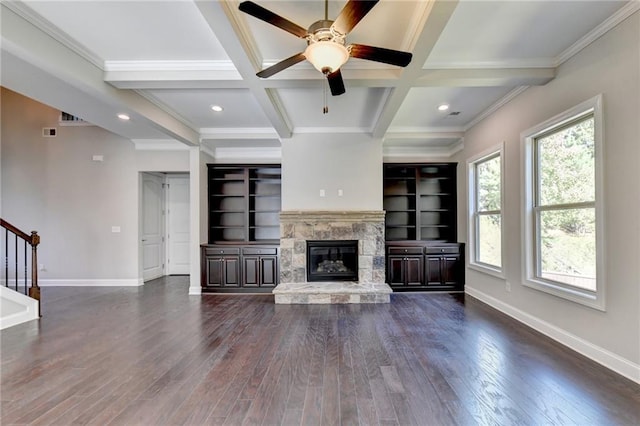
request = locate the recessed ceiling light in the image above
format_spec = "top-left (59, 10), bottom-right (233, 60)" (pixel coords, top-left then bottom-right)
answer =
top-left (211, 105), bottom-right (223, 112)
top-left (117, 113), bottom-right (130, 121)
top-left (437, 104), bottom-right (450, 111)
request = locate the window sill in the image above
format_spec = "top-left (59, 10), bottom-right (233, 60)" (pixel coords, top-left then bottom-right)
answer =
top-left (522, 277), bottom-right (605, 311)
top-left (469, 262), bottom-right (505, 280)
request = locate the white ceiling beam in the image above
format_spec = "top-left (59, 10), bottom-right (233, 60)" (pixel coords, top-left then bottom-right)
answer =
top-left (416, 68), bottom-right (555, 87)
top-left (195, 0), bottom-right (293, 139)
top-left (372, 0), bottom-right (460, 139)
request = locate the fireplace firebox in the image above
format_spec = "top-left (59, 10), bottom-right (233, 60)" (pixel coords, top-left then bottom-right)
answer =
top-left (306, 240), bottom-right (358, 282)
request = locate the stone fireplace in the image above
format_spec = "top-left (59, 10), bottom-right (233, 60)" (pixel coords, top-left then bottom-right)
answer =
top-left (273, 211), bottom-right (391, 304)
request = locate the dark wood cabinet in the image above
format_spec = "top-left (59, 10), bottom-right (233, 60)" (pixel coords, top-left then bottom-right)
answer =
top-left (384, 163), bottom-right (457, 242)
top-left (241, 247), bottom-right (278, 288)
top-left (202, 245), bottom-right (279, 292)
top-left (387, 246), bottom-right (424, 286)
top-left (385, 238), bottom-right (464, 291)
top-left (202, 247), bottom-right (241, 288)
top-left (204, 164), bottom-right (281, 292)
top-left (425, 245), bottom-right (463, 289)
top-left (383, 163), bottom-right (464, 291)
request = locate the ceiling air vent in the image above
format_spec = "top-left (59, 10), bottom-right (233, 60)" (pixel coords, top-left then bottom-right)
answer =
top-left (59, 111), bottom-right (92, 126)
top-left (448, 111), bottom-right (461, 116)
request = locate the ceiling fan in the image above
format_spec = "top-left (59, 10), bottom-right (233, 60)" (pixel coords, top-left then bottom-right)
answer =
top-left (238, 0), bottom-right (413, 96)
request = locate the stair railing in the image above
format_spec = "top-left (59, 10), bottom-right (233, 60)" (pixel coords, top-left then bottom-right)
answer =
top-left (1, 218), bottom-right (41, 314)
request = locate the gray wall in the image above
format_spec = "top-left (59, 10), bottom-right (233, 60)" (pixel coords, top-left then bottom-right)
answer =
top-left (455, 13), bottom-right (639, 372)
top-left (1, 88), bottom-right (190, 284)
top-left (2, 88), bottom-right (139, 282)
top-left (281, 133), bottom-right (383, 211)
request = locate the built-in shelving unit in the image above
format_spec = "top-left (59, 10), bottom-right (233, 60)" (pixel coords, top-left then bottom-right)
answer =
top-left (383, 163), bottom-right (464, 291)
top-left (208, 165), bottom-right (281, 244)
top-left (203, 164), bottom-right (282, 293)
top-left (383, 163), bottom-right (457, 242)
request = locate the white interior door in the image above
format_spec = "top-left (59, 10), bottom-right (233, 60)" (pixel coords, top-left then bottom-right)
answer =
top-left (166, 175), bottom-right (190, 275)
top-left (142, 173), bottom-right (165, 281)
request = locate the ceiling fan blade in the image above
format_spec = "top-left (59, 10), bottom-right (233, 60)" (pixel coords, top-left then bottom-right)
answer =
top-left (332, 0), bottom-right (379, 35)
top-left (327, 69), bottom-right (346, 96)
top-left (239, 1), bottom-right (308, 38)
top-left (349, 44), bottom-right (413, 67)
top-left (256, 52), bottom-right (306, 78)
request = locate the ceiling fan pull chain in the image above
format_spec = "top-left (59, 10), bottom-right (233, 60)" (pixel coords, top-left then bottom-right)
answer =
top-left (323, 80), bottom-right (329, 114)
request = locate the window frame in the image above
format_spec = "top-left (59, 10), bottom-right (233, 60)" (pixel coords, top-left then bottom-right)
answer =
top-left (467, 142), bottom-right (505, 279)
top-left (521, 94), bottom-right (605, 310)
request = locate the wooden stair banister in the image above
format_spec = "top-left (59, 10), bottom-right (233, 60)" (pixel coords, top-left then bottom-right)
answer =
top-left (1, 218), bottom-right (41, 315)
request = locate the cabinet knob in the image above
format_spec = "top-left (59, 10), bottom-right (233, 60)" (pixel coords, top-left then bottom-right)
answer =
top-left (404, 249), bottom-right (408, 253)
top-left (441, 249), bottom-right (445, 252)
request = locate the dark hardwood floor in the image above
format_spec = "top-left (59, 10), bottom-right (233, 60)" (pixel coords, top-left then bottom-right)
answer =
top-left (1, 276), bottom-right (638, 425)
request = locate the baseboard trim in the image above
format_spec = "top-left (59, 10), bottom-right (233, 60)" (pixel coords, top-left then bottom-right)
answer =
top-left (188, 286), bottom-right (202, 295)
top-left (465, 286), bottom-right (640, 384)
top-left (39, 279), bottom-right (143, 287)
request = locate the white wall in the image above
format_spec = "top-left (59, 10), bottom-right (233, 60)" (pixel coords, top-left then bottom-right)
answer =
top-left (281, 133), bottom-right (383, 211)
top-left (1, 88), bottom-right (139, 283)
top-left (136, 150), bottom-right (189, 172)
top-left (455, 13), bottom-right (639, 378)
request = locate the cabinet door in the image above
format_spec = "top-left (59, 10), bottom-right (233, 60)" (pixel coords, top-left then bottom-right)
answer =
top-left (387, 256), bottom-right (406, 285)
top-left (405, 257), bottom-right (424, 286)
top-left (260, 256), bottom-right (278, 287)
top-left (243, 256), bottom-right (260, 287)
top-left (425, 257), bottom-right (443, 286)
top-left (442, 256), bottom-right (460, 286)
top-left (205, 257), bottom-right (224, 287)
top-left (223, 257), bottom-right (240, 287)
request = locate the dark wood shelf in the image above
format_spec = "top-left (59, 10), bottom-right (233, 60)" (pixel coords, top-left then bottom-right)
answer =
top-left (208, 164), bottom-right (282, 244)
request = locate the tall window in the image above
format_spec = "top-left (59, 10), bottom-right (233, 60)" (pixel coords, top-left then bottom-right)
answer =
top-left (468, 144), bottom-right (504, 276)
top-left (522, 95), bottom-right (604, 310)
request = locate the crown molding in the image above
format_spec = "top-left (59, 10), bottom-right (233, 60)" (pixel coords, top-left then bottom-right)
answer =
top-left (424, 58), bottom-right (556, 70)
top-left (209, 146), bottom-right (282, 161)
top-left (387, 126), bottom-right (465, 134)
top-left (133, 90), bottom-right (196, 130)
top-left (132, 139), bottom-right (188, 151)
top-left (2, 1), bottom-right (104, 69)
top-left (292, 127), bottom-right (373, 135)
top-left (103, 60), bottom-right (237, 72)
top-left (464, 86), bottom-right (529, 131)
top-left (199, 127), bottom-right (279, 140)
top-left (383, 140), bottom-right (464, 160)
top-left (555, 1), bottom-right (640, 66)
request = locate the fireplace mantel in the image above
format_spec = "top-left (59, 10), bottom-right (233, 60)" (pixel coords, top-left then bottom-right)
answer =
top-left (275, 210), bottom-right (391, 304)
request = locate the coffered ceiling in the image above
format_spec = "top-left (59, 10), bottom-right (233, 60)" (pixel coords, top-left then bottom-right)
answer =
top-left (1, 0), bottom-right (634, 156)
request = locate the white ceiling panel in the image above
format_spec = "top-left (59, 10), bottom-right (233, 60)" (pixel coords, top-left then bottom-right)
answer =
top-left (146, 88), bottom-right (273, 128)
top-left (390, 86), bottom-right (515, 129)
top-left (425, 1), bottom-right (628, 68)
top-left (22, 1), bottom-right (230, 61)
top-left (278, 86), bottom-right (388, 129)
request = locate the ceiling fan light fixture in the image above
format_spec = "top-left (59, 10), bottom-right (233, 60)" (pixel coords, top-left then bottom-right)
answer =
top-left (304, 41), bottom-right (349, 74)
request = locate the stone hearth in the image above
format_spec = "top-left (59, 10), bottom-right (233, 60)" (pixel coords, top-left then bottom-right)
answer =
top-left (274, 211), bottom-right (392, 304)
